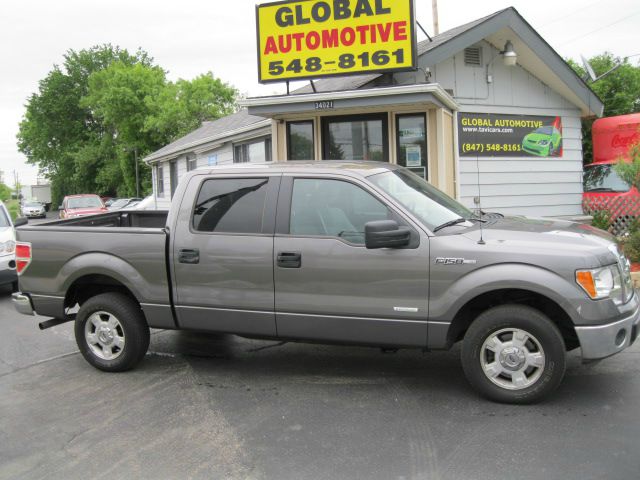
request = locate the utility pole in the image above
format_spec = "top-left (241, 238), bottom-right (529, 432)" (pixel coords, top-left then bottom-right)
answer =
top-left (134, 147), bottom-right (139, 198)
top-left (432, 0), bottom-right (440, 35)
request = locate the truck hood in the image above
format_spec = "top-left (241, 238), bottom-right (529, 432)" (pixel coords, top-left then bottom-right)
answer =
top-left (459, 216), bottom-right (618, 267)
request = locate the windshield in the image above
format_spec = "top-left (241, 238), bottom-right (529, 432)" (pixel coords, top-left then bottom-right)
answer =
top-left (0, 205), bottom-right (10, 227)
top-left (534, 126), bottom-right (553, 136)
top-left (583, 164), bottom-right (631, 192)
top-left (369, 169), bottom-right (475, 231)
top-left (67, 196), bottom-right (103, 209)
top-left (24, 202), bottom-right (41, 207)
top-left (110, 199), bottom-right (129, 208)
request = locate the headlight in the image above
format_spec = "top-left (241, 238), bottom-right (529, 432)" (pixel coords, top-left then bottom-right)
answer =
top-left (576, 265), bottom-right (624, 304)
top-left (0, 240), bottom-right (16, 254)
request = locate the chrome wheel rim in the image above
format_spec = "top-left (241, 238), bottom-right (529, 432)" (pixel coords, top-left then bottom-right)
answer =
top-left (480, 328), bottom-right (545, 390)
top-left (84, 311), bottom-right (125, 360)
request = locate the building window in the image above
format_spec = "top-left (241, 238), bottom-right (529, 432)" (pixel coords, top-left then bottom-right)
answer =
top-left (187, 155), bottom-right (198, 171)
top-left (287, 121), bottom-right (314, 160)
top-left (192, 178), bottom-right (269, 234)
top-left (157, 166), bottom-right (164, 197)
top-left (396, 114), bottom-right (428, 179)
top-left (169, 160), bottom-right (178, 198)
top-left (321, 114), bottom-right (388, 162)
top-left (233, 137), bottom-right (272, 163)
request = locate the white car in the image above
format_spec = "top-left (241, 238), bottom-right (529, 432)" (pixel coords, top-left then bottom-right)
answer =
top-left (0, 201), bottom-right (19, 291)
top-left (21, 200), bottom-right (47, 219)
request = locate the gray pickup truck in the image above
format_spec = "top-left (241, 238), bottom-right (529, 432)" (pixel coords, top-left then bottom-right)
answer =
top-left (12, 162), bottom-right (640, 403)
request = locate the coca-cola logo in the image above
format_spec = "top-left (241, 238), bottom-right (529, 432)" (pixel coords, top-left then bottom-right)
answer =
top-left (612, 134), bottom-right (639, 148)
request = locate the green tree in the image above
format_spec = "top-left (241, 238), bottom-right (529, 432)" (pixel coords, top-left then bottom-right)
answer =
top-left (0, 184), bottom-right (11, 202)
top-left (145, 72), bottom-right (238, 139)
top-left (17, 45), bottom-right (154, 204)
top-left (568, 53), bottom-right (640, 163)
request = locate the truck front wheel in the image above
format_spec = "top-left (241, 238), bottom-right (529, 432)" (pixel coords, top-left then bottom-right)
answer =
top-left (461, 304), bottom-right (566, 404)
top-left (75, 292), bottom-right (150, 372)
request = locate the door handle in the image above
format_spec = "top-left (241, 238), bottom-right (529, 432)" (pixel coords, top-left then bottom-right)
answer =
top-left (277, 252), bottom-right (301, 268)
top-left (178, 248), bottom-right (200, 264)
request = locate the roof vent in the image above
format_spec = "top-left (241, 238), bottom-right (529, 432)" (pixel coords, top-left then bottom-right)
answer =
top-left (464, 47), bottom-right (482, 67)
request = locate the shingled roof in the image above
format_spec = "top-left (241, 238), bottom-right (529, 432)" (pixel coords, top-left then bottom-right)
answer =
top-left (144, 109), bottom-right (269, 163)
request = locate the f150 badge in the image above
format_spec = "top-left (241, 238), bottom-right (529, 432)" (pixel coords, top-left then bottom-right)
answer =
top-left (435, 257), bottom-right (477, 265)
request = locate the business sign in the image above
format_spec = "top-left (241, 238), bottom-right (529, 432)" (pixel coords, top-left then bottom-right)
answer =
top-left (458, 113), bottom-right (563, 158)
top-left (256, 0), bottom-right (417, 83)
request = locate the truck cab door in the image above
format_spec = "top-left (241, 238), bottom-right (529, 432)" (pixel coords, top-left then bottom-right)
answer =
top-left (273, 175), bottom-right (430, 347)
top-left (171, 173), bottom-right (280, 336)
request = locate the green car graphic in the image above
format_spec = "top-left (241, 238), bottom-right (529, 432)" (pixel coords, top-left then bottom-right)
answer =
top-left (522, 126), bottom-right (562, 156)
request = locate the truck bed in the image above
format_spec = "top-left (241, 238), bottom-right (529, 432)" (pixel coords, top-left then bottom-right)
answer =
top-left (15, 210), bottom-right (173, 327)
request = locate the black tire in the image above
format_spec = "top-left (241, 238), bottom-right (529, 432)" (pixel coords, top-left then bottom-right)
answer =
top-left (75, 292), bottom-right (150, 372)
top-left (461, 304), bottom-right (566, 404)
top-left (11, 281), bottom-right (18, 293)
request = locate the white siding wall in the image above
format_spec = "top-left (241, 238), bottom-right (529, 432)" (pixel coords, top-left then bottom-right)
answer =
top-left (415, 41), bottom-right (584, 217)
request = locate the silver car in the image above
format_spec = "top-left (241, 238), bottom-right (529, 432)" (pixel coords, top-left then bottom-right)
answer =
top-left (21, 201), bottom-right (46, 219)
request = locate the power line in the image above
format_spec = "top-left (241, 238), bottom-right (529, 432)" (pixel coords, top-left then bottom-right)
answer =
top-left (538, 0), bottom-right (606, 29)
top-left (559, 11), bottom-right (640, 46)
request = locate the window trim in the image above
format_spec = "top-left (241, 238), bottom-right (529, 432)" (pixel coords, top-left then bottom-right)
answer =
top-left (189, 175), bottom-right (281, 236)
top-left (395, 113), bottom-right (428, 180)
top-left (232, 136), bottom-right (272, 164)
top-left (186, 155), bottom-right (198, 172)
top-left (287, 120), bottom-right (315, 161)
top-left (321, 113), bottom-right (389, 162)
top-left (157, 165), bottom-right (165, 197)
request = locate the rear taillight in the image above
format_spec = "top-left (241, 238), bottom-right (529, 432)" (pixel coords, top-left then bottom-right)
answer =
top-left (15, 242), bottom-right (32, 275)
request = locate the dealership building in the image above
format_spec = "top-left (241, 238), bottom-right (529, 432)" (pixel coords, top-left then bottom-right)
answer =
top-left (144, 6), bottom-right (602, 218)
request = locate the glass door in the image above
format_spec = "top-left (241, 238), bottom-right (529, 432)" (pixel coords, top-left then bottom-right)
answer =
top-left (396, 114), bottom-right (428, 180)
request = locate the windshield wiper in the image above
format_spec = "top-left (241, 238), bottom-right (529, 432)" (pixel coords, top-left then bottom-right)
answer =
top-left (433, 217), bottom-right (467, 233)
top-left (586, 187), bottom-right (615, 192)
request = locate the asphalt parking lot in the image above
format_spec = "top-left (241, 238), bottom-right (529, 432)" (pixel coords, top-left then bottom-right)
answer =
top-left (1, 284), bottom-right (640, 480)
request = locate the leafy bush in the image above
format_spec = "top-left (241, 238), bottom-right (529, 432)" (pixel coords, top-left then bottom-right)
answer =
top-left (591, 210), bottom-right (611, 231)
top-left (623, 231), bottom-right (640, 263)
top-left (627, 216), bottom-right (640, 235)
top-left (6, 200), bottom-right (19, 221)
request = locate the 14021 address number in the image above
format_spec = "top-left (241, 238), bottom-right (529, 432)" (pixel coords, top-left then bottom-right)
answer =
top-left (268, 49), bottom-right (405, 76)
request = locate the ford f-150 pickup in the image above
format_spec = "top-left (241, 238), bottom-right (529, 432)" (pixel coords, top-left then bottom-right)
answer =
top-left (12, 162), bottom-right (640, 403)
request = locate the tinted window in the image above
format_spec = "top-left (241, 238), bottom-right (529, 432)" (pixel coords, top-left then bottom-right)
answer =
top-left (584, 164), bottom-right (631, 192)
top-left (193, 178), bottom-right (269, 233)
top-left (67, 196), bottom-right (103, 209)
top-left (290, 179), bottom-right (391, 244)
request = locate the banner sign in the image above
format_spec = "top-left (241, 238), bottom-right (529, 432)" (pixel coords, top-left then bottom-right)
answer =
top-left (458, 113), bottom-right (563, 158)
top-left (256, 0), bottom-right (417, 83)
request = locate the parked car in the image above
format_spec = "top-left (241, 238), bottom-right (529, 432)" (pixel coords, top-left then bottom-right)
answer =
top-left (59, 194), bottom-right (108, 219)
top-left (582, 113), bottom-right (640, 234)
top-left (21, 201), bottom-right (47, 219)
top-left (108, 198), bottom-right (142, 211)
top-left (102, 197), bottom-right (116, 207)
top-left (0, 201), bottom-right (27, 291)
top-left (12, 162), bottom-right (639, 404)
top-left (132, 195), bottom-right (158, 210)
top-left (522, 126), bottom-right (562, 156)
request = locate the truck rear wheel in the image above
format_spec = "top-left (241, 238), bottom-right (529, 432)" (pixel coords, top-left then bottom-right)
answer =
top-left (461, 304), bottom-right (566, 404)
top-left (75, 292), bottom-right (150, 372)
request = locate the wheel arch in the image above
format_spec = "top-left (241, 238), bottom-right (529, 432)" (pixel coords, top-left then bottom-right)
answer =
top-left (446, 288), bottom-right (579, 350)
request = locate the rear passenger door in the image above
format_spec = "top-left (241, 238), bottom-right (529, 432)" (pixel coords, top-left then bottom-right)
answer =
top-left (273, 175), bottom-right (430, 347)
top-left (172, 174), bottom-right (280, 336)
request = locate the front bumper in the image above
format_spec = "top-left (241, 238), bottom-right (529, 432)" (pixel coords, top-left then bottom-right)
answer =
top-left (575, 302), bottom-right (640, 361)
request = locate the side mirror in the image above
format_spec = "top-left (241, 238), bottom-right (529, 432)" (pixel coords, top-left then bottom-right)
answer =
top-left (365, 220), bottom-right (411, 249)
top-left (58, 205), bottom-right (64, 210)
top-left (13, 217), bottom-right (28, 227)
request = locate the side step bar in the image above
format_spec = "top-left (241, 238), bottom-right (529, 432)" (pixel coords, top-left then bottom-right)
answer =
top-left (39, 315), bottom-right (75, 330)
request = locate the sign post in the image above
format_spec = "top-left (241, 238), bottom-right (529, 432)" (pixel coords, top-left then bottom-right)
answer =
top-left (256, 0), bottom-right (417, 83)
